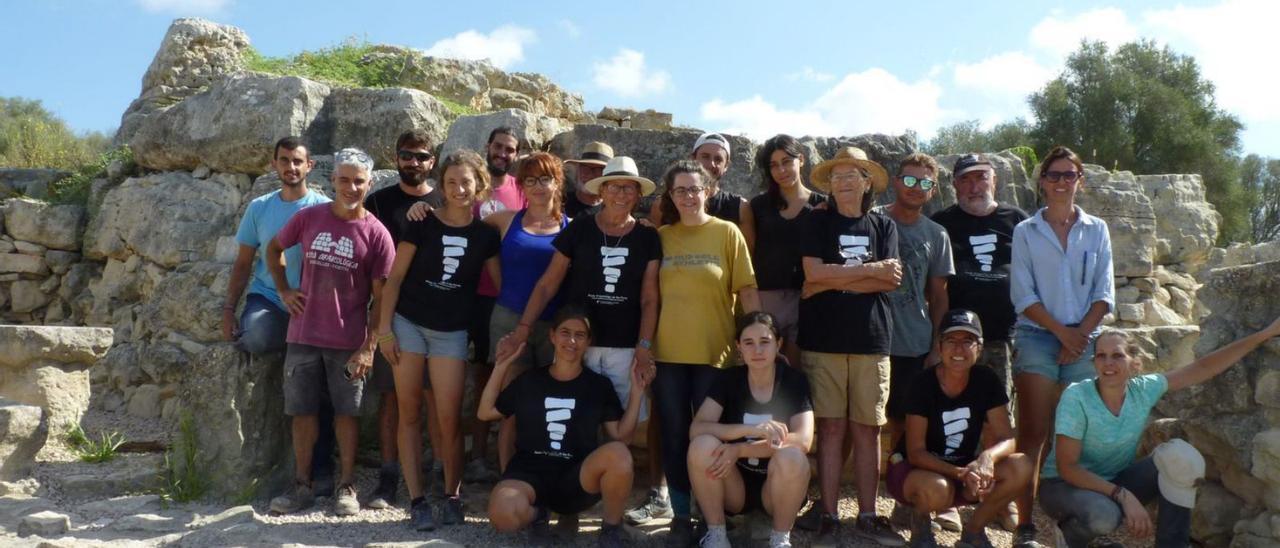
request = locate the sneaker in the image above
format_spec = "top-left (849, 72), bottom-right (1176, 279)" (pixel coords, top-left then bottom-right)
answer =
top-left (854, 514), bottom-right (906, 547)
top-left (410, 498), bottom-right (437, 531)
top-left (908, 509), bottom-right (938, 548)
top-left (1051, 522), bottom-right (1067, 548)
top-left (463, 458), bottom-right (500, 483)
top-left (810, 513), bottom-right (841, 548)
top-left (1013, 523), bottom-right (1046, 548)
top-left (625, 488), bottom-right (673, 525)
top-left (954, 530), bottom-right (996, 548)
top-left (666, 517), bottom-right (694, 548)
top-left (794, 502), bottom-right (826, 532)
top-left (365, 465), bottom-right (399, 509)
top-left (934, 507), bottom-right (962, 532)
top-left (555, 512), bottom-right (580, 536)
top-left (333, 483), bottom-right (359, 516)
top-left (598, 523), bottom-right (627, 548)
top-left (697, 526), bottom-right (730, 548)
top-left (529, 507), bottom-right (555, 547)
top-left (890, 502), bottom-right (941, 533)
top-left (268, 480), bottom-right (314, 515)
top-left (768, 530), bottom-right (792, 548)
top-left (439, 496), bottom-right (465, 525)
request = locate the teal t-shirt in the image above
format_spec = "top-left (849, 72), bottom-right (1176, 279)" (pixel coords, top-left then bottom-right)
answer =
top-left (235, 189), bottom-right (331, 310)
top-left (1042, 373), bottom-right (1168, 480)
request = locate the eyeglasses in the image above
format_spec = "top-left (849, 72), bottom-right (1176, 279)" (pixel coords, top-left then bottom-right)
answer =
top-left (670, 186), bottom-right (706, 198)
top-left (1042, 170), bottom-right (1081, 183)
top-left (397, 150), bottom-right (433, 163)
top-left (829, 171), bottom-right (866, 184)
top-left (602, 183), bottom-right (639, 195)
top-left (522, 176), bottom-right (557, 187)
top-left (900, 175), bottom-right (935, 191)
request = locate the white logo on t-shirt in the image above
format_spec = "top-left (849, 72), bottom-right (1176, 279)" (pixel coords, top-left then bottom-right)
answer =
top-left (544, 397), bottom-right (576, 450)
top-left (440, 235), bottom-right (468, 282)
top-left (969, 234), bottom-right (998, 273)
top-left (941, 407), bottom-right (971, 456)
top-left (311, 232), bottom-right (354, 259)
top-left (600, 246), bottom-right (629, 293)
top-left (839, 234), bottom-right (870, 265)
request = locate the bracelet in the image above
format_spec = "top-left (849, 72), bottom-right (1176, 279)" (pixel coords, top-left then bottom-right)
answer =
top-left (377, 333), bottom-right (395, 343)
top-left (517, 322), bottom-right (531, 330)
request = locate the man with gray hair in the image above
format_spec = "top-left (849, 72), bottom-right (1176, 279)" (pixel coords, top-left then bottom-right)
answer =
top-left (265, 148), bottom-right (396, 517)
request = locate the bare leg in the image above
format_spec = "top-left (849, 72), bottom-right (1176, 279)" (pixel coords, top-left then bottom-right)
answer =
top-left (851, 421), bottom-right (882, 512)
top-left (334, 415), bottom-right (359, 486)
top-left (292, 415), bottom-right (319, 483)
top-left (379, 391), bottom-right (399, 464)
top-left (903, 469), bottom-right (955, 513)
top-left (469, 362), bottom-right (494, 462)
top-left (817, 418), bottom-right (846, 515)
top-left (393, 352), bottom-right (427, 499)
top-left (488, 479), bottom-right (537, 533)
top-left (429, 356), bottom-right (468, 497)
top-left (967, 454), bottom-right (1033, 534)
top-left (687, 435), bottom-right (746, 526)
top-left (1014, 373), bottom-right (1063, 523)
top-left (579, 441), bottom-right (637, 525)
top-left (761, 445), bottom-right (810, 532)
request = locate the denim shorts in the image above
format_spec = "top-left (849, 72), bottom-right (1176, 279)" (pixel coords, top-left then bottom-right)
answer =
top-left (1012, 324), bottom-right (1096, 384)
top-left (392, 313), bottom-right (469, 361)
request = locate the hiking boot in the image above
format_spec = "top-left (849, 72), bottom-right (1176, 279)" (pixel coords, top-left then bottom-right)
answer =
top-left (908, 508), bottom-right (938, 548)
top-left (439, 495), bottom-right (465, 525)
top-left (794, 502), bottom-right (826, 532)
top-left (625, 488), bottom-right (673, 525)
top-left (365, 464), bottom-right (399, 509)
top-left (529, 507), bottom-right (555, 547)
top-left (598, 523), bottom-right (627, 548)
top-left (697, 526), bottom-right (730, 548)
top-left (666, 517), bottom-right (694, 548)
top-left (890, 502), bottom-right (941, 533)
top-left (269, 480), bottom-right (315, 515)
top-left (333, 483), bottom-right (359, 516)
top-left (854, 514), bottom-right (906, 546)
top-left (463, 457), bottom-right (500, 483)
top-left (410, 497), bottom-right (437, 531)
top-left (934, 507), bottom-right (962, 532)
top-left (955, 530), bottom-right (996, 548)
top-left (810, 512), bottom-right (841, 548)
top-left (1013, 523), bottom-right (1046, 548)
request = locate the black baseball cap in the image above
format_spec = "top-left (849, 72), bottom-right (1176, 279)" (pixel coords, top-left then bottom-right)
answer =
top-left (953, 154), bottom-right (994, 177)
top-left (940, 309), bottom-right (983, 339)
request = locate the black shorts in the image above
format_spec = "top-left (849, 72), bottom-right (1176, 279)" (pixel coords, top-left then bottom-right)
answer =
top-left (887, 354), bottom-right (928, 420)
top-left (469, 295), bottom-right (497, 364)
top-left (503, 457), bottom-right (600, 515)
top-left (733, 462), bottom-right (768, 515)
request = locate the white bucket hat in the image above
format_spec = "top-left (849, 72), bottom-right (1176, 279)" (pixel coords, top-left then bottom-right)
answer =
top-left (583, 156), bottom-right (656, 196)
top-left (1153, 439), bottom-right (1205, 508)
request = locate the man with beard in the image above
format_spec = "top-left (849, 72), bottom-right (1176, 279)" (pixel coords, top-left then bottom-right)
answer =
top-left (362, 129), bottom-right (445, 508)
top-left (481, 126), bottom-right (528, 216)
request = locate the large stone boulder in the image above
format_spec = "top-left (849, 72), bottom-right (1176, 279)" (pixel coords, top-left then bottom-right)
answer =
top-left (1074, 168), bottom-right (1157, 277)
top-left (0, 398), bottom-right (46, 480)
top-left (0, 169), bottom-right (71, 199)
top-left (116, 18), bottom-right (251, 145)
top-left (323, 87), bottom-right (452, 168)
top-left (441, 109), bottom-right (569, 161)
top-left (0, 326), bottom-right (112, 439)
top-left (1137, 173), bottom-right (1220, 268)
top-left (135, 261), bottom-right (229, 344)
top-left (128, 73), bottom-right (331, 174)
top-left (2, 198), bottom-right (85, 251)
top-left (85, 171), bottom-right (244, 267)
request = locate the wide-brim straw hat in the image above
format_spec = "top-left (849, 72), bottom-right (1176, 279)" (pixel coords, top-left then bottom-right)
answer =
top-left (564, 141), bottom-right (614, 167)
top-left (810, 146), bottom-right (889, 194)
top-left (584, 156), bottom-right (656, 196)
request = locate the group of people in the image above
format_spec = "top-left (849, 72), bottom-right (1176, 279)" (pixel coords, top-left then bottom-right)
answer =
top-left (221, 127), bottom-right (1280, 548)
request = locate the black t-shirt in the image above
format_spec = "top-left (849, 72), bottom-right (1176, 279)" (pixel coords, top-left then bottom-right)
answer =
top-left (554, 215), bottom-right (662, 348)
top-left (707, 189), bottom-right (745, 225)
top-left (929, 204), bottom-right (1027, 341)
top-left (397, 214), bottom-right (501, 331)
top-left (709, 361), bottom-right (813, 473)
top-left (900, 365), bottom-right (1009, 465)
top-left (564, 192), bottom-right (602, 219)
top-left (797, 209), bottom-right (898, 354)
top-left (496, 366), bottom-right (623, 471)
top-left (365, 184), bottom-right (446, 244)
top-left (750, 192), bottom-right (828, 290)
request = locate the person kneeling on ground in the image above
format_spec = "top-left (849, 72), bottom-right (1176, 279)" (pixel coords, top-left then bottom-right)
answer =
top-left (479, 307), bottom-right (649, 547)
top-left (689, 311), bottom-right (814, 548)
top-left (887, 309), bottom-right (1037, 548)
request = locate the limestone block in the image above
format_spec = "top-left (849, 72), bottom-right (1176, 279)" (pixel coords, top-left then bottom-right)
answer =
top-left (2, 198), bottom-right (85, 251)
top-left (441, 108), bottom-right (569, 161)
top-left (0, 326), bottom-right (112, 439)
top-left (1143, 299), bottom-right (1186, 326)
top-left (0, 398), bottom-right (46, 480)
top-left (85, 172), bottom-right (241, 267)
top-left (13, 241), bottom-right (46, 255)
top-left (324, 87), bottom-right (452, 169)
top-left (18, 510), bottom-right (70, 537)
top-left (0, 253), bottom-right (49, 275)
top-left (126, 384), bottom-right (162, 419)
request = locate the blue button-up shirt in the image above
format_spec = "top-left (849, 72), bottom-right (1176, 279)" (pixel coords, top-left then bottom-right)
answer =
top-left (1010, 206), bottom-right (1114, 333)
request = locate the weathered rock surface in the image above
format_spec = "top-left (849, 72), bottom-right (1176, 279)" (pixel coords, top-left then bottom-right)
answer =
top-left (0, 169), bottom-right (71, 199)
top-left (0, 399), bottom-right (46, 480)
top-left (85, 172), bottom-right (242, 267)
top-left (17, 509), bottom-right (70, 537)
top-left (323, 87), bottom-right (452, 168)
top-left (0, 326), bottom-right (112, 440)
top-left (1074, 168), bottom-right (1157, 277)
top-left (1138, 173), bottom-right (1221, 268)
top-left (441, 109), bottom-right (569, 160)
top-left (2, 198), bottom-right (86, 251)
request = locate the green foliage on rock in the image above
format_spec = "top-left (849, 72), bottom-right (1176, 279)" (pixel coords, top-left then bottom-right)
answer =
top-left (0, 97), bottom-right (110, 170)
top-left (65, 422), bottom-right (126, 464)
top-left (160, 413), bottom-right (209, 503)
top-left (1241, 154), bottom-right (1280, 242)
top-left (925, 119), bottom-right (1034, 157)
top-left (49, 145), bottom-right (134, 206)
top-left (243, 38), bottom-right (407, 89)
top-left (1029, 40), bottom-right (1249, 244)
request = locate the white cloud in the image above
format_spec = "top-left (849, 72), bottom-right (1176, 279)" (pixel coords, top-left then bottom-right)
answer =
top-left (701, 68), bottom-right (952, 140)
top-left (786, 67), bottom-right (835, 83)
top-left (421, 25), bottom-right (536, 69)
top-left (557, 19), bottom-right (581, 38)
top-left (1029, 7), bottom-right (1138, 57)
top-left (135, 0), bottom-right (230, 14)
top-left (592, 49), bottom-right (672, 98)
top-left (1143, 0), bottom-right (1280, 121)
top-left (953, 52), bottom-right (1056, 99)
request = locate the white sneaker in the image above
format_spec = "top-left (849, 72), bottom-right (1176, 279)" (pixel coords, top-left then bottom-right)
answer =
top-left (1052, 523), bottom-right (1068, 548)
top-left (698, 527), bottom-right (731, 548)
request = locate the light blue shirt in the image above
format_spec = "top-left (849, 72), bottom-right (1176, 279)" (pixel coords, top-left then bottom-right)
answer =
top-left (235, 189), bottom-right (331, 310)
top-left (1010, 206), bottom-right (1114, 332)
top-left (1041, 373), bottom-right (1168, 480)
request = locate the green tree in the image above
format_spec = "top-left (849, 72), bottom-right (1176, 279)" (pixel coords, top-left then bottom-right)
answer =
top-left (925, 119), bottom-right (1033, 155)
top-left (0, 97), bottom-right (110, 170)
top-left (1029, 40), bottom-right (1249, 243)
top-left (1241, 154), bottom-right (1280, 242)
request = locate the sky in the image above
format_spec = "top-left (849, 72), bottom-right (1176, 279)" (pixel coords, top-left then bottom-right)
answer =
top-left (3, 0), bottom-right (1277, 157)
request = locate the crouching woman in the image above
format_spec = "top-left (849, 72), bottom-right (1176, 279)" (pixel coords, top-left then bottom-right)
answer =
top-left (478, 307), bottom-right (650, 547)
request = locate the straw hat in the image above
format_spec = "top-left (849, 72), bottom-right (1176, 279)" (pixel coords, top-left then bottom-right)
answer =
top-left (583, 156), bottom-right (656, 196)
top-left (563, 142), bottom-right (614, 167)
top-left (810, 146), bottom-right (889, 194)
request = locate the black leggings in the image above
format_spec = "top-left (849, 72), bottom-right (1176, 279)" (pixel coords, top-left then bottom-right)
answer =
top-left (652, 363), bottom-right (720, 500)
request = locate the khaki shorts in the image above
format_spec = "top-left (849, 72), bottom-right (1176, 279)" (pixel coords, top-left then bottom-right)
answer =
top-left (802, 351), bottom-right (890, 425)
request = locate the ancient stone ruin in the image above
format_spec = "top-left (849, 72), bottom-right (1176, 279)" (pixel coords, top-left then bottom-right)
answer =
top-left (1, 17), bottom-right (1278, 547)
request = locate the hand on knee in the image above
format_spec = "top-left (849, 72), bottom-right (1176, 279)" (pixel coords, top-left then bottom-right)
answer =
top-left (688, 434), bottom-right (723, 467)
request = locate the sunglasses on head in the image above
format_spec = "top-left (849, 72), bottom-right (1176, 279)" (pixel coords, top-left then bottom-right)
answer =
top-left (900, 175), bottom-right (935, 191)
top-left (397, 150), bottom-right (433, 163)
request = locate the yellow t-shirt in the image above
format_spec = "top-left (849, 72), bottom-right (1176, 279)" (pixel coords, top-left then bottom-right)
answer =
top-left (655, 218), bottom-right (757, 367)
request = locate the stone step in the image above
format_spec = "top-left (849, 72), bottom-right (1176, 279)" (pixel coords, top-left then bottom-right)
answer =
top-left (43, 454), bottom-right (163, 501)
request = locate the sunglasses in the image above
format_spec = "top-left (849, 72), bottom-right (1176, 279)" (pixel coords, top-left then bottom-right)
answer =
top-left (397, 150), bottom-right (433, 163)
top-left (1042, 170), bottom-right (1081, 183)
top-left (900, 175), bottom-right (935, 191)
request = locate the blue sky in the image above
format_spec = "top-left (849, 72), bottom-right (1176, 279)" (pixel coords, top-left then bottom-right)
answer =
top-left (3, 0), bottom-right (1277, 157)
